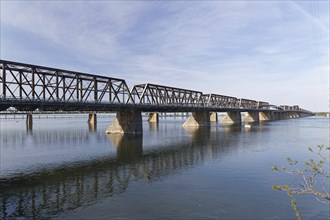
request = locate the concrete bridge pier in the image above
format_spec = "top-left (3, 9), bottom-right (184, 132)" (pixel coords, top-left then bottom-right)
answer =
top-left (106, 110), bottom-right (142, 134)
top-left (271, 112), bottom-right (279, 120)
top-left (288, 112), bottom-right (298, 119)
top-left (282, 112), bottom-right (288, 120)
top-left (88, 112), bottom-right (97, 132)
top-left (148, 112), bottom-right (159, 123)
top-left (88, 112), bottom-right (97, 124)
top-left (220, 111), bottom-right (242, 124)
top-left (286, 112), bottom-right (296, 119)
top-left (259, 111), bottom-right (271, 121)
top-left (209, 112), bottom-right (218, 122)
top-left (182, 111), bottom-right (210, 127)
top-left (278, 112), bottom-right (283, 120)
top-left (270, 112), bottom-right (276, 120)
top-left (243, 111), bottom-right (259, 123)
top-left (300, 112), bottom-right (310, 117)
top-left (26, 113), bottom-right (33, 130)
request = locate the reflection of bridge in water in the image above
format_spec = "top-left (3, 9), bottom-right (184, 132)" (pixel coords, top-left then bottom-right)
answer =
top-left (0, 128), bottom-right (104, 146)
top-left (0, 126), bottom-right (258, 219)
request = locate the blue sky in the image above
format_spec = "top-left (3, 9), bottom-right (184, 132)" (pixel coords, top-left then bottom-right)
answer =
top-left (1, 1), bottom-right (329, 112)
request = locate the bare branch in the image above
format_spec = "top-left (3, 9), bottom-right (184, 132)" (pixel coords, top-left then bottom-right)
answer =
top-left (272, 145), bottom-right (330, 219)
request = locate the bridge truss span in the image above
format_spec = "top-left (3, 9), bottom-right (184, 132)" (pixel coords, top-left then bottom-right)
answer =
top-left (0, 60), bottom-right (314, 117)
top-left (202, 93), bottom-right (239, 109)
top-left (130, 83), bottom-right (204, 108)
top-left (0, 60), bottom-right (133, 111)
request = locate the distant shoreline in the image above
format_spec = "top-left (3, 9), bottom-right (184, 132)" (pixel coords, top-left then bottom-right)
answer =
top-left (315, 112), bottom-right (330, 117)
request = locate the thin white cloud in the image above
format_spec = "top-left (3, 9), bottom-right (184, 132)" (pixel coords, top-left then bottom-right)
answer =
top-left (289, 0), bottom-right (329, 34)
top-left (0, 1), bottom-right (329, 111)
top-left (1, 1), bottom-right (147, 59)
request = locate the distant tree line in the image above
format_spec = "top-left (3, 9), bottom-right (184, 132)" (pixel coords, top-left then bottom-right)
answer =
top-left (315, 112), bottom-right (329, 116)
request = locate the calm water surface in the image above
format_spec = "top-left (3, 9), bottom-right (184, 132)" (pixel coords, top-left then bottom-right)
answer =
top-left (0, 115), bottom-right (329, 219)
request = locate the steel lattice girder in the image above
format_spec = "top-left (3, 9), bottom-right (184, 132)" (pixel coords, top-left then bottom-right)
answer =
top-left (0, 60), bottom-right (133, 104)
top-left (0, 60), bottom-right (314, 114)
top-left (238, 98), bottom-right (259, 109)
top-left (131, 83), bottom-right (204, 106)
top-left (202, 94), bottom-right (239, 108)
top-left (257, 101), bottom-right (269, 109)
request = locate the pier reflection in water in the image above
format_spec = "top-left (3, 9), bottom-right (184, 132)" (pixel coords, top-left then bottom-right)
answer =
top-left (0, 118), bottom-right (251, 219)
top-left (1, 117), bottom-right (328, 219)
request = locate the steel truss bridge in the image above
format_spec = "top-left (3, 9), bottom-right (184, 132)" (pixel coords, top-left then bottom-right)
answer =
top-left (0, 60), bottom-right (313, 114)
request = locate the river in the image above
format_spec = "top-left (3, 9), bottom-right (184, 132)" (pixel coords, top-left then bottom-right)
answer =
top-left (0, 115), bottom-right (329, 219)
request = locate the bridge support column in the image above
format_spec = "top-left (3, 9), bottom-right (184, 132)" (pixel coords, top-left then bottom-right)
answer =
top-left (243, 111), bottom-right (259, 123)
top-left (88, 112), bottom-right (97, 132)
top-left (148, 112), bottom-right (159, 123)
top-left (271, 112), bottom-right (279, 120)
top-left (279, 112), bottom-right (284, 120)
top-left (182, 111), bottom-right (210, 127)
top-left (209, 112), bottom-right (218, 122)
top-left (88, 112), bottom-right (97, 125)
top-left (259, 112), bottom-right (271, 121)
top-left (220, 111), bottom-right (241, 124)
top-left (106, 110), bottom-right (142, 134)
top-left (282, 112), bottom-right (289, 119)
top-left (26, 113), bottom-right (33, 130)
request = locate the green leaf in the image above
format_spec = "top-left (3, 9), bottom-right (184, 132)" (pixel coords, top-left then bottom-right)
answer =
top-left (272, 185), bottom-right (282, 190)
top-left (272, 166), bottom-right (279, 171)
